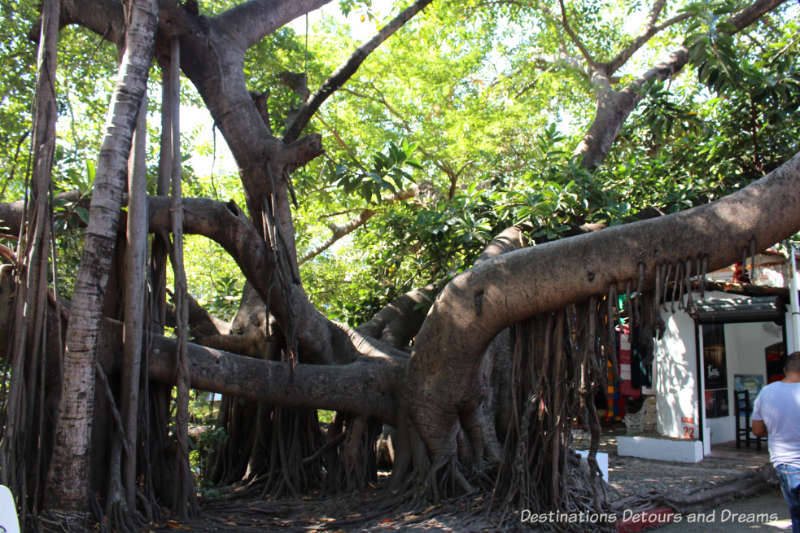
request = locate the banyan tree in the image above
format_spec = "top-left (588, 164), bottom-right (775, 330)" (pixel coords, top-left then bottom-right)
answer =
top-left (0, 0), bottom-right (798, 530)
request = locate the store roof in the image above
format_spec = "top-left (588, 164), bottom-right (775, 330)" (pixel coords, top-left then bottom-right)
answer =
top-left (690, 295), bottom-right (785, 323)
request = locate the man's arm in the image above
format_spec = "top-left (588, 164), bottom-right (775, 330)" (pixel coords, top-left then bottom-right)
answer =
top-left (751, 419), bottom-right (768, 437)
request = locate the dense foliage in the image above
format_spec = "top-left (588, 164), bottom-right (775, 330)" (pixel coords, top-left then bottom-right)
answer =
top-left (1, 0), bottom-right (798, 327)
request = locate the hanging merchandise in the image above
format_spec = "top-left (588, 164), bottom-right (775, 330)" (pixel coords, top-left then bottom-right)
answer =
top-left (605, 345), bottom-right (626, 421)
top-left (618, 324), bottom-right (641, 399)
top-left (631, 324), bottom-right (653, 389)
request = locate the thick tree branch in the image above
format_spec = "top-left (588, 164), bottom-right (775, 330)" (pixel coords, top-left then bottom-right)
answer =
top-left (728, 0), bottom-right (787, 29)
top-left (0, 195), bottom-right (381, 367)
top-left (575, 0), bottom-right (787, 169)
top-left (356, 283), bottom-right (440, 349)
top-left (76, 318), bottom-right (399, 423)
top-left (279, 134), bottom-right (325, 171)
top-left (214, 0), bottom-right (332, 51)
top-left (56, 0), bottom-right (296, 218)
top-left (0, 191), bottom-right (87, 237)
top-left (147, 196), bottom-right (401, 366)
top-left (645, 0), bottom-right (668, 31)
top-left (107, 325), bottom-right (402, 423)
top-left (600, 12), bottom-right (691, 75)
top-left (53, 0), bottom-right (125, 46)
top-left (474, 225), bottom-right (527, 264)
top-left (408, 148), bottom-right (800, 458)
top-left (283, 0), bottom-right (434, 142)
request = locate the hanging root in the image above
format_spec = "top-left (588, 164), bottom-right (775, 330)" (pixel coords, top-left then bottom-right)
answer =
top-left (684, 259), bottom-right (693, 311)
top-left (624, 280), bottom-right (633, 325)
top-left (672, 261), bottom-right (682, 312)
top-left (635, 262), bottom-right (645, 325)
top-left (422, 456), bottom-right (475, 502)
top-left (700, 255), bottom-right (708, 300)
top-left (661, 263), bottom-right (672, 311)
top-left (259, 406), bottom-right (326, 498)
top-left (653, 263), bottom-right (663, 316)
top-left (488, 303), bottom-right (613, 530)
top-left (606, 285), bottom-right (619, 384)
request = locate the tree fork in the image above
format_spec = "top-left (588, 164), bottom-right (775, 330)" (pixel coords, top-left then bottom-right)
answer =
top-left (574, 0), bottom-right (788, 168)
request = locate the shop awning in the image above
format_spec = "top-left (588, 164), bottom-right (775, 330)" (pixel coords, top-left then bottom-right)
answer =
top-left (690, 295), bottom-right (785, 323)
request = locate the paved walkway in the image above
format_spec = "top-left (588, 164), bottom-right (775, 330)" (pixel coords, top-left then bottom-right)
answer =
top-left (652, 488), bottom-right (792, 531)
top-left (582, 425), bottom-right (792, 532)
top-left (576, 427), bottom-right (773, 507)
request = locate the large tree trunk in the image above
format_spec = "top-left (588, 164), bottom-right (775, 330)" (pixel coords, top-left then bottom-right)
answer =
top-left (2, 152), bottom-right (800, 516)
top-left (46, 0), bottom-right (158, 511)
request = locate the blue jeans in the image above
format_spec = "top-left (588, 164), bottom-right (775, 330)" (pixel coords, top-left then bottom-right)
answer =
top-left (776, 463), bottom-right (800, 533)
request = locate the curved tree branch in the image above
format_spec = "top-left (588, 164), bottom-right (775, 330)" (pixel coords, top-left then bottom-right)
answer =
top-left (575, 0), bottom-right (788, 169)
top-left (147, 196), bottom-right (405, 367)
top-left (284, 0), bottom-right (434, 142)
top-left (0, 197), bottom-right (391, 368)
top-left (57, 0), bottom-right (125, 46)
top-left (407, 148), bottom-right (800, 458)
top-left (99, 321), bottom-right (403, 423)
top-left (214, 0), bottom-right (332, 51)
top-left (557, 0), bottom-right (597, 70)
top-left (355, 282), bottom-right (441, 349)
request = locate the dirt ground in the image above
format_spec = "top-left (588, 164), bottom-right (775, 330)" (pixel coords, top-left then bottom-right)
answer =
top-left (144, 426), bottom-right (775, 533)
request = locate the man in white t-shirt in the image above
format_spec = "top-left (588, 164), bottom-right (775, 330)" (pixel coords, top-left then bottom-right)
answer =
top-left (753, 351), bottom-right (800, 533)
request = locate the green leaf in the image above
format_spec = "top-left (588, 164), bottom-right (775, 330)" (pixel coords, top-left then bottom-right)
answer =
top-left (76, 207), bottom-right (89, 224)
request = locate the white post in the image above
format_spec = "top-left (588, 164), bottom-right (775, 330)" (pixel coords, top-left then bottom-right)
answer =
top-left (788, 242), bottom-right (800, 354)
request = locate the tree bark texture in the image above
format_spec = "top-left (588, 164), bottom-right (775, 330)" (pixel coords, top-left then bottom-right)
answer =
top-left (92, 319), bottom-right (402, 423)
top-left (17, 0), bottom-right (796, 506)
top-left (0, 0), bottom-right (59, 516)
top-left (120, 90), bottom-right (148, 510)
top-left (165, 35), bottom-right (198, 518)
top-left (46, 0), bottom-right (158, 511)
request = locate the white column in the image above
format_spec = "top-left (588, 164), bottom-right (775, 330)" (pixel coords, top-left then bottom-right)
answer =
top-left (788, 243), bottom-right (800, 354)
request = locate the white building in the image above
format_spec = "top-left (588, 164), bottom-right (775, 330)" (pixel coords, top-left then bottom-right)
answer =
top-left (617, 249), bottom-right (799, 462)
